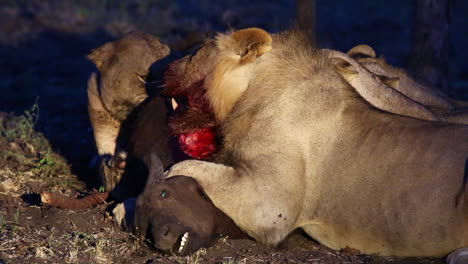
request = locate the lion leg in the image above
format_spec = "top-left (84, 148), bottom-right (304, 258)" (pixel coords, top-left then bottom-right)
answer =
top-left (165, 160), bottom-right (293, 246)
top-left (327, 49), bottom-right (440, 122)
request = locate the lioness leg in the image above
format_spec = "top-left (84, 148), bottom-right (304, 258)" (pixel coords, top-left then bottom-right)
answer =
top-left (345, 47), bottom-right (468, 125)
top-left (443, 110), bottom-right (468, 125)
top-left (359, 58), bottom-right (453, 111)
top-left (88, 73), bottom-right (129, 192)
top-left (345, 45), bottom-right (468, 125)
top-left (347, 45), bottom-right (454, 111)
top-left (326, 49), bottom-right (440, 122)
top-left (87, 73), bottom-right (120, 156)
top-left (98, 151), bottom-right (127, 192)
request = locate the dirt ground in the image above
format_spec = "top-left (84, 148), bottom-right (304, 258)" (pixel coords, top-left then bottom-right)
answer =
top-left (0, 1), bottom-right (467, 263)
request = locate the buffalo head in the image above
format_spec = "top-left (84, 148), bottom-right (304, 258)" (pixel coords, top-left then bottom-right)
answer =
top-left (133, 154), bottom-right (245, 255)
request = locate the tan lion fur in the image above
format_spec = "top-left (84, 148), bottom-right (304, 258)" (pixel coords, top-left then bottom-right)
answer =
top-left (165, 28), bottom-right (468, 257)
top-left (205, 28), bottom-right (272, 122)
top-left (87, 31), bottom-right (170, 156)
top-left (87, 73), bottom-right (121, 155)
top-left (87, 32), bottom-right (171, 194)
top-left (332, 44), bottom-right (468, 125)
top-left (327, 49), bottom-right (441, 122)
top-left (346, 44), bottom-right (455, 112)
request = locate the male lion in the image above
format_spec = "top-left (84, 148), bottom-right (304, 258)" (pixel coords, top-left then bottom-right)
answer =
top-left (137, 28), bottom-right (468, 257)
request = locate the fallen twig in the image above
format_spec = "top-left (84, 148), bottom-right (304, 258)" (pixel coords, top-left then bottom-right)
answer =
top-left (40, 191), bottom-right (110, 210)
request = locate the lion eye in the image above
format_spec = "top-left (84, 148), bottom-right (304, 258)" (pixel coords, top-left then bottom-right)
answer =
top-left (160, 190), bottom-right (168, 198)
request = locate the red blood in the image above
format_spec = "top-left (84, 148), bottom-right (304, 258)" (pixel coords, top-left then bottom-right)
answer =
top-left (178, 127), bottom-right (217, 159)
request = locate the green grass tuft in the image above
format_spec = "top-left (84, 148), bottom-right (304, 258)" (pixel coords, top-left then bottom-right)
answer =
top-left (0, 99), bottom-right (39, 142)
top-left (0, 100), bottom-right (84, 192)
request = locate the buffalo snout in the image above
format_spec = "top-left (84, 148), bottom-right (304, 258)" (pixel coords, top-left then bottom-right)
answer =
top-left (133, 175), bottom-right (245, 256)
top-left (133, 176), bottom-right (217, 255)
top-left (150, 222), bottom-right (191, 254)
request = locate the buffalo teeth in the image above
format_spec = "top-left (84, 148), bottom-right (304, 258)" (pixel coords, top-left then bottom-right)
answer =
top-left (179, 232), bottom-right (189, 253)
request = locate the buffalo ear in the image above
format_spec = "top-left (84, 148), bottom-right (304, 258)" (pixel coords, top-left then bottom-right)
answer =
top-left (87, 42), bottom-right (115, 70)
top-left (217, 27), bottom-right (272, 64)
top-left (143, 153), bottom-right (164, 182)
top-left (347, 44), bottom-right (376, 59)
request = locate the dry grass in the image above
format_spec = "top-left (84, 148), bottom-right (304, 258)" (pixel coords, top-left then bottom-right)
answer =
top-left (0, 102), bottom-right (84, 196)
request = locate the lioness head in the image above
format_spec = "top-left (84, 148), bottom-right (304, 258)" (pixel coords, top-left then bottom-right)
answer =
top-left (88, 31), bottom-right (170, 121)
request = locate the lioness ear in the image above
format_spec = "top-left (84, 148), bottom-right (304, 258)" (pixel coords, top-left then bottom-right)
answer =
top-left (87, 42), bottom-right (115, 70)
top-left (216, 27), bottom-right (272, 64)
top-left (140, 32), bottom-right (171, 57)
top-left (347, 44), bottom-right (376, 59)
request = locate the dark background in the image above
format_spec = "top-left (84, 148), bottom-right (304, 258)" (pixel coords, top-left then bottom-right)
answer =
top-left (0, 0), bottom-right (467, 176)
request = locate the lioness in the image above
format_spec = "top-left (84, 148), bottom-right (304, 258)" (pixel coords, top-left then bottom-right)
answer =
top-left (140, 28), bottom-right (468, 257)
top-left (87, 32), bottom-right (173, 198)
top-left (87, 31), bottom-right (170, 156)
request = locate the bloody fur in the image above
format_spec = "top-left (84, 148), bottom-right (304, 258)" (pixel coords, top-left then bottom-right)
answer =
top-left (164, 61), bottom-right (219, 159)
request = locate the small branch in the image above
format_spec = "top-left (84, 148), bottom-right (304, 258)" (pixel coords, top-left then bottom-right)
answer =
top-left (40, 191), bottom-right (110, 210)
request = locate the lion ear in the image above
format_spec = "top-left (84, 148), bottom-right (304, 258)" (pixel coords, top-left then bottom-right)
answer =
top-left (347, 44), bottom-right (376, 59)
top-left (87, 42), bottom-right (115, 70)
top-left (217, 27), bottom-right (272, 64)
